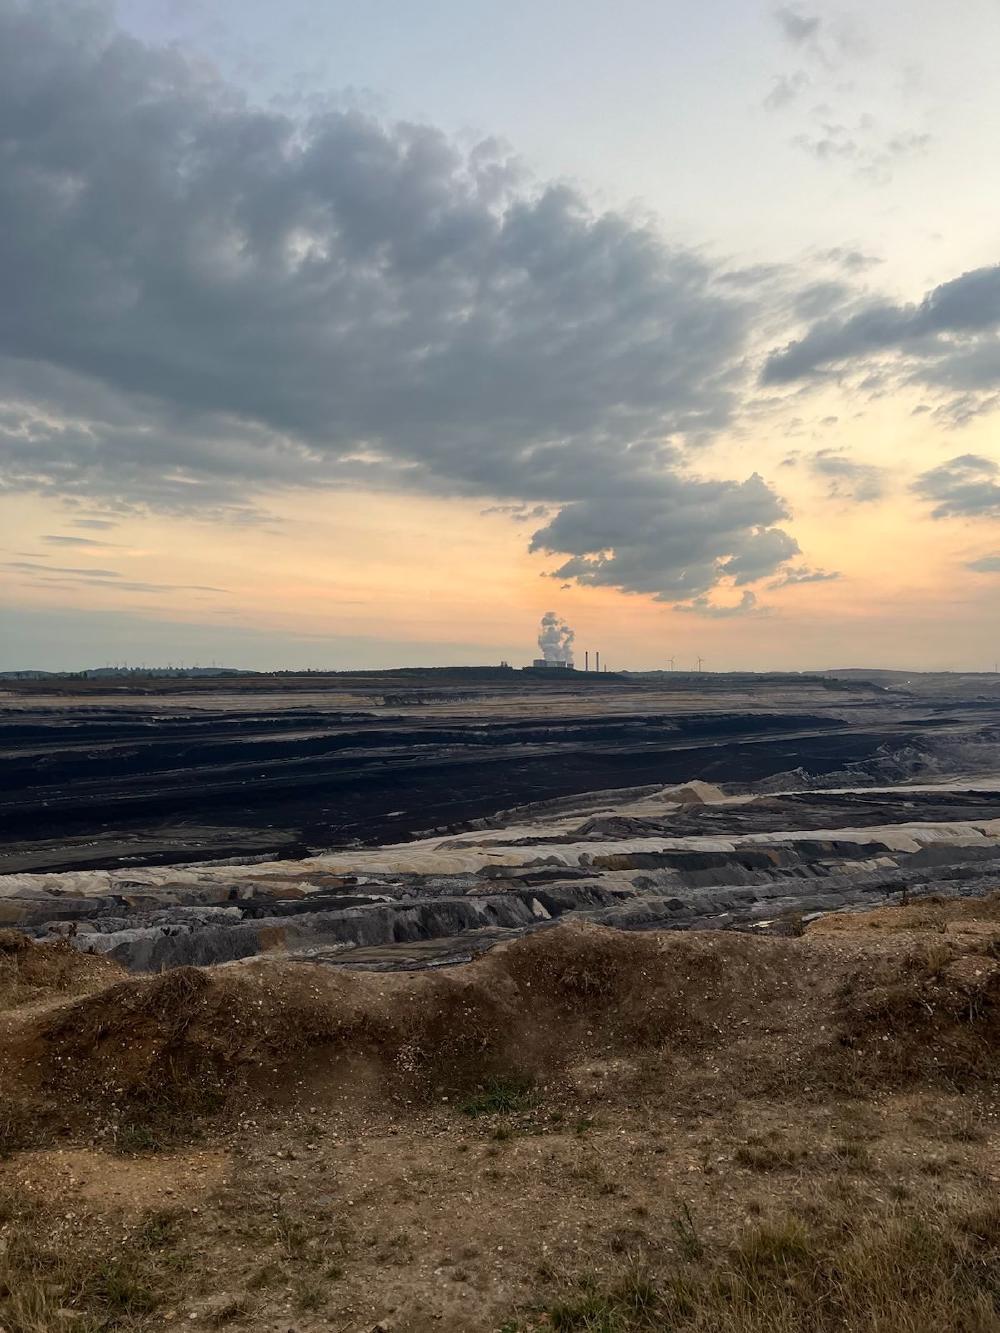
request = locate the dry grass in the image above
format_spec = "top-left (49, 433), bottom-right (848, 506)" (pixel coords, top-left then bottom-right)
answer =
top-left (733, 1140), bottom-right (810, 1171)
top-left (0, 930), bottom-right (122, 1010)
top-left (0, 1107), bottom-right (35, 1160)
top-left (808, 891), bottom-right (1000, 935)
top-left (0, 1084), bottom-right (996, 1331)
top-left (0, 1191), bottom-right (186, 1333)
top-left (515, 1202), bottom-right (1000, 1331)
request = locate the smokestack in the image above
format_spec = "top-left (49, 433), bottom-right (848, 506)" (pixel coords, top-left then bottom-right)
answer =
top-left (596, 650), bottom-right (600, 673)
top-left (537, 611), bottom-right (575, 665)
top-left (585, 650), bottom-right (589, 672)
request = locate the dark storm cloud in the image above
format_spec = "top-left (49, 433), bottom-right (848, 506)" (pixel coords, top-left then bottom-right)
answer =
top-left (0, 1), bottom-right (802, 601)
top-left (912, 455), bottom-right (1000, 520)
top-left (762, 265), bottom-right (1000, 387)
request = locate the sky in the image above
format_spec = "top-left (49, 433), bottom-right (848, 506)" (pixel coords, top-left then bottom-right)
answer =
top-left (1, 0), bottom-right (999, 672)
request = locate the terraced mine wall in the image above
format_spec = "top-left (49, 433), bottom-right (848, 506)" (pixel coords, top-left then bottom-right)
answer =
top-left (1, 669), bottom-right (990, 873)
top-left (5, 781), bottom-right (1000, 972)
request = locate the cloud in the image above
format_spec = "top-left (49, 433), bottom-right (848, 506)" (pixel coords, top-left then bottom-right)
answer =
top-left (676, 591), bottom-right (760, 618)
top-left (762, 264), bottom-right (1000, 386)
top-left (3, 559), bottom-right (226, 594)
top-left (912, 455), bottom-right (1000, 520)
top-left (42, 533), bottom-right (117, 548)
top-left (528, 476), bottom-right (796, 600)
top-left (806, 449), bottom-right (887, 502)
top-left (793, 122), bottom-right (860, 162)
top-left (774, 7), bottom-right (821, 47)
top-left (772, 6), bottom-right (867, 67)
top-left (791, 122), bottom-right (930, 184)
top-left (481, 503), bottom-right (552, 523)
top-left (768, 565), bottom-right (840, 588)
top-left (763, 71), bottom-right (809, 111)
top-left (767, 9), bottom-right (925, 186)
top-left (0, 1), bottom-right (807, 602)
top-left (719, 526), bottom-right (801, 585)
top-left (821, 247), bottom-right (882, 274)
top-left (966, 554), bottom-right (1000, 573)
top-left (6, 561), bottom-right (122, 578)
top-left (793, 280), bottom-right (853, 320)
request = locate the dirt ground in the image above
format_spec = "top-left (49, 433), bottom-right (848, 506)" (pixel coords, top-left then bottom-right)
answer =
top-left (1, 901), bottom-right (998, 1332)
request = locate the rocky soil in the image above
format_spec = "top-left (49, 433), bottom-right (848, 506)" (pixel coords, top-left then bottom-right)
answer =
top-left (0, 899), bottom-right (998, 1331)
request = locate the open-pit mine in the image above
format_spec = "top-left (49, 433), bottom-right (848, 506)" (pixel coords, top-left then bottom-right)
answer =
top-left (3, 667), bottom-right (1000, 969)
top-left (2, 668), bottom-right (999, 1332)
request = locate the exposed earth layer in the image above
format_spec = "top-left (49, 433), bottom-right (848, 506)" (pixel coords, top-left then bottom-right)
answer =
top-left (3, 668), bottom-right (998, 875)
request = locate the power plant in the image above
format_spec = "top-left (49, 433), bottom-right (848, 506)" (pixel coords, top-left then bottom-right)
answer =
top-left (528, 611), bottom-right (576, 669)
top-left (526, 613), bottom-right (608, 672)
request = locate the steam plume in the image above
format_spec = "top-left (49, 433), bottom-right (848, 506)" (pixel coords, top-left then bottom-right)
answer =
top-left (538, 611), bottom-right (575, 664)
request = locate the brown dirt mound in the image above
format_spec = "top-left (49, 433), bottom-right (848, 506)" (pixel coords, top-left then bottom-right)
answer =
top-left (4, 920), bottom-right (998, 1131)
top-left (36, 963), bottom-right (398, 1113)
top-left (499, 923), bottom-right (800, 1047)
top-left (835, 943), bottom-right (1000, 1086)
top-left (807, 891), bottom-right (1000, 935)
top-left (8, 926), bottom-right (802, 1120)
top-left (0, 930), bottom-right (124, 1010)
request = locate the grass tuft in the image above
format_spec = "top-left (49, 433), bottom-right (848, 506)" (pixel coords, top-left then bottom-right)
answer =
top-left (459, 1073), bottom-right (536, 1117)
